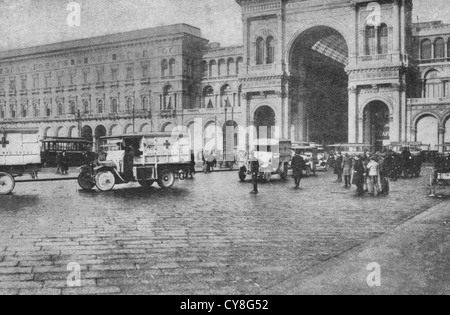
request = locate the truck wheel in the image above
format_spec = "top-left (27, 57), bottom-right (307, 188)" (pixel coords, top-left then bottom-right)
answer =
top-left (78, 169), bottom-right (95, 191)
top-left (95, 171), bottom-right (116, 192)
top-left (158, 170), bottom-right (175, 189)
top-left (139, 180), bottom-right (155, 188)
top-left (0, 172), bottom-right (15, 195)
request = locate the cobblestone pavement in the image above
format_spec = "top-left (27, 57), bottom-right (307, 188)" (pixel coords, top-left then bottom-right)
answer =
top-left (0, 168), bottom-right (445, 295)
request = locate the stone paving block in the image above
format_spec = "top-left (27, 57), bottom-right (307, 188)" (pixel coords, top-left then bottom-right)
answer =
top-left (0, 274), bottom-right (34, 282)
top-left (0, 267), bottom-right (33, 275)
top-left (62, 286), bottom-right (121, 295)
top-left (0, 281), bottom-right (43, 289)
top-left (19, 288), bottom-right (62, 295)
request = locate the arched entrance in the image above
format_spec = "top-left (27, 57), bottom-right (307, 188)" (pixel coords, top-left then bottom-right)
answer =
top-left (416, 115), bottom-right (439, 151)
top-left (363, 101), bottom-right (391, 152)
top-left (95, 125), bottom-right (107, 153)
top-left (289, 26), bottom-right (349, 144)
top-left (81, 126), bottom-right (93, 142)
top-left (254, 106), bottom-right (275, 139)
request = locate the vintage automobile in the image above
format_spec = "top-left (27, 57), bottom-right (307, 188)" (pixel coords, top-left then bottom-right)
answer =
top-left (238, 138), bottom-right (292, 182)
top-left (77, 132), bottom-right (192, 191)
top-left (291, 143), bottom-right (329, 174)
top-left (328, 143), bottom-right (374, 155)
top-left (429, 154), bottom-right (450, 196)
top-left (0, 128), bottom-right (41, 195)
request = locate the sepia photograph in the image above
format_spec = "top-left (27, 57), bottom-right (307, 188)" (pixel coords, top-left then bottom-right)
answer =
top-left (0, 0), bottom-right (450, 299)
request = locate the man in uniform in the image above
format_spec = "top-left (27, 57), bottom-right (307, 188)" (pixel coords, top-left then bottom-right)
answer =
top-left (291, 150), bottom-right (306, 188)
top-left (249, 150), bottom-right (259, 194)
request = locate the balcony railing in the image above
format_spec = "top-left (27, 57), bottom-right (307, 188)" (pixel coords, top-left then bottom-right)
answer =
top-left (419, 58), bottom-right (450, 64)
top-left (19, 89), bottom-right (28, 96)
top-left (55, 86), bottom-right (64, 93)
top-left (81, 83), bottom-right (91, 90)
top-left (110, 81), bottom-right (119, 88)
top-left (140, 78), bottom-right (151, 85)
top-left (0, 90), bottom-right (6, 97)
top-left (95, 82), bottom-right (105, 89)
top-left (43, 87), bottom-right (52, 94)
top-left (68, 85), bottom-right (78, 92)
top-left (125, 79), bottom-right (135, 86)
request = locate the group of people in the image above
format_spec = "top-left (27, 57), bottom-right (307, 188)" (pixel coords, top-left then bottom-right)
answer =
top-left (55, 152), bottom-right (70, 175)
top-left (329, 151), bottom-right (390, 197)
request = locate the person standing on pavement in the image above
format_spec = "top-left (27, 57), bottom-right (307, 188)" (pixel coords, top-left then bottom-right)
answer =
top-left (367, 156), bottom-right (381, 196)
top-left (334, 152), bottom-right (343, 183)
top-left (250, 151), bottom-right (260, 194)
top-left (352, 154), bottom-right (366, 196)
top-left (342, 153), bottom-right (353, 188)
top-left (291, 150), bottom-right (306, 188)
top-left (61, 151), bottom-right (69, 175)
top-left (55, 152), bottom-right (62, 174)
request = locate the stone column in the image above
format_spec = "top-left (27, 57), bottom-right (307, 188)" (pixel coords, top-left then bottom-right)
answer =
top-left (393, 0), bottom-right (401, 53)
top-left (348, 86), bottom-right (358, 143)
top-left (392, 84), bottom-right (402, 143)
top-left (439, 127), bottom-right (445, 153)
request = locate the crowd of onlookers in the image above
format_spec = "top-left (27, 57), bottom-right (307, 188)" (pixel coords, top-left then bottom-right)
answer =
top-left (327, 148), bottom-right (424, 197)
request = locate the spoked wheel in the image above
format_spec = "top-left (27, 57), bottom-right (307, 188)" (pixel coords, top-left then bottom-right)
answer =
top-left (78, 169), bottom-right (95, 191)
top-left (138, 180), bottom-right (155, 188)
top-left (158, 170), bottom-right (175, 189)
top-left (0, 172), bottom-right (15, 195)
top-left (95, 171), bottom-right (116, 192)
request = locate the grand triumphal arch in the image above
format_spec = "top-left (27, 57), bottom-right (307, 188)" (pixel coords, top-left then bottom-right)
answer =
top-left (237, 0), bottom-right (414, 150)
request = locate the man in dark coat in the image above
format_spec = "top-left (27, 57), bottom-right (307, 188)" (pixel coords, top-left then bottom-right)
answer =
top-left (61, 152), bottom-right (70, 175)
top-left (352, 155), bottom-right (366, 196)
top-left (123, 145), bottom-right (135, 181)
top-left (291, 151), bottom-right (306, 188)
top-left (334, 152), bottom-right (343, 183)
top-left (55, 152), bottom-right (62, 174)
top-left (250, 152), bottom-right (260, 194)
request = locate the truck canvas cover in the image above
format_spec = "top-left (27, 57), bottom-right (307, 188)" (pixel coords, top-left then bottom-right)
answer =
top-left (0, 128), bottom-right (41, 166)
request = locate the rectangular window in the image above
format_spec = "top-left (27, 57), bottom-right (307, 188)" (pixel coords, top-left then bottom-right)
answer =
top-left (84, 58), bottom-right (89, 64)
top-left (111, 68), bottom-right (118, 81)
top-left (0, 107), bottom-right (4, 119)
top-left (45, 76), bottom-right (51, 88)
top-left (71, 59), bottom-right (75, 66)
top-left (57, 75), bottom-right (63, 87)
top-left (33, 77), bottom-right (39, 89)
top-left (21, 76), bottom-right (27, 90)
top-left (97, 70), bottom-right (104, 83)
top-left (83, 72), bottom-right (89, 84)
top-left (126, 66), bottom-right (134, 80)
top-left (69, 73), bottom-right (75, 85)
top-left (142, 65), bottom-right (149, 78)
top-left (112, 54), bottom-right (117, 61)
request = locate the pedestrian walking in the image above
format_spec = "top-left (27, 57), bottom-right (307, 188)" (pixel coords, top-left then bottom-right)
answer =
top-left (367, 156), bottom-right (381, 196)
top-left (55, 152), bottom-right (62, 174)
top-left (342, 153), bottom-right (353, 188)
top-left (250, 153), bottom-right (259, 194)
top-left (61, 151), bottom-right (69, 175)
top-left (334, 152), bottom-right (343, 183)
top-left (352, 154), bottom-right (365, 196)
top-left (188, 151), bottom-right (196, 179)
top-left (291, 151), bottom-right (306, 188)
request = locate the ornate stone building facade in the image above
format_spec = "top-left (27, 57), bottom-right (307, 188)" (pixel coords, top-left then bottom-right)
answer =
top-left (1, 0), bottom-right (450, 155)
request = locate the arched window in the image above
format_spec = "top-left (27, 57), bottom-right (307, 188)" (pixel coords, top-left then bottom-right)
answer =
top-left (266, 36), bottom-right (275, 64)
top-left (377, 24), bottom-right (389, 55)
top-left (421, 39), bottom-right (432, 60)
top-left (142, 96), bottom-right (149, 111)
top-left (126, 97), bottom-right (133, 112)
top-left (21, 104), bottom-right (27, 118)
top-left (57, 102), bottom-right (64, 116)
top-left (220, 84), bottom-right (232, 108)
top-left (256, 37), bottom-right (265, 65)
top-left (203, 86), bottom-right (214, 109)
top-left (169, 59), bottom-right (176, 76)
top-left (435, 38), bottom-right (445, 60)
top-left (227, 58), bottom-right (235, 76)
top-left (46, 103), bottom-right (51, 117)
top-left (236, 57), bottom-right (243, 75)
top-left (161, 59), bottom-right (168, 77)
top-left (209, 60), bottom-right (217, 77)
top-left (97, 100), bottom-right (104, 114)
top-left (111, 98), bottom-right (118, 113)
top-left (163, 85), bottom-right (174, 110)
top-left (424, 70), bottom-right (441, 98)
top-left (202, 61), bottom-right (208, 77)
top-left (218, 59), bottom-right (226, 76)
top-left (33, 103), bottom-right (39, 117)
top-left (83, 100), bottom-right (89, 114)
top-left (69, 101), bottom-right (76, 115)
top-left (365, 26), bottom-right (376, 56)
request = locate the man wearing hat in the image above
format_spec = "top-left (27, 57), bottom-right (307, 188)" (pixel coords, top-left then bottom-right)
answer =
top-left (352, 154), bottom-right (366, 196)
